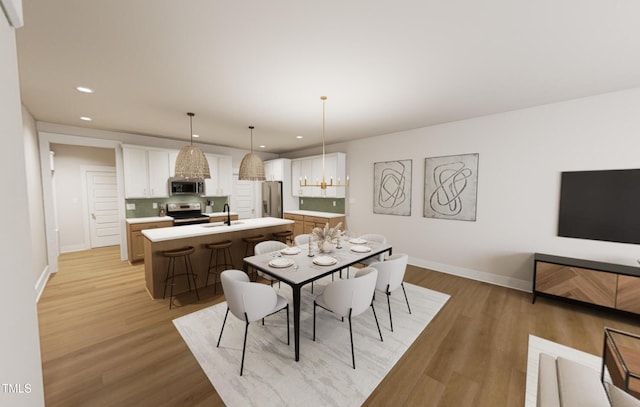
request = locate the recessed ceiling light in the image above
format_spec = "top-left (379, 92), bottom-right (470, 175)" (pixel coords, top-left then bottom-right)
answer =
top-left (259, 145), bottom-right (266, 148)
top-left (80, 116), bottom-right (92, 121)
top-left (192, 134), bottom-right (200, 138)
top-left (76, 86), bottom-right (94, 94)
top-left (296, 136), bottom-right (303, 139)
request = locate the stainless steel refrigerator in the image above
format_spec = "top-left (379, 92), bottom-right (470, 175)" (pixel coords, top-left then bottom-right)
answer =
top-left (262, 181), bottom-right (283, 218)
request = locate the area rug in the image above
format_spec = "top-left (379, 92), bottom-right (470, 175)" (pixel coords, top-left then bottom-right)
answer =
top-left (524, 334), bottom-right (603, 407)
top-left (173, 276), bottom-right (450, 407)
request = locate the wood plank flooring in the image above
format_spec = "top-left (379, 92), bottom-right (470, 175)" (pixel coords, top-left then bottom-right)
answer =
top-left (38, 246), bottom-right (640, 406)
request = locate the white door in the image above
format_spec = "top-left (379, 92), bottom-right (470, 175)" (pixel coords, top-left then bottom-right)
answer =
top-left (87, 170), bottom-right (120, 247)
top-left (231, 174), bottom-right (256, 219)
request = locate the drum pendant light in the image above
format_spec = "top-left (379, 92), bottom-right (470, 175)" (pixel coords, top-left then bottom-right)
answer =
top-left (238, 125), bottom-right (266, 180)
top-left (174, 112), bottom-right (211, 179)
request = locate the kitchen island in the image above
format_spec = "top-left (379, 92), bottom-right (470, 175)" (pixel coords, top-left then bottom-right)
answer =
top-left (142, 217), bottom-right (293, 299)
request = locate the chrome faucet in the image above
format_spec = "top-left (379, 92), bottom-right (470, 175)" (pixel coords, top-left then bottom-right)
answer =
top-left (223, 203), bottom-right (231, 226)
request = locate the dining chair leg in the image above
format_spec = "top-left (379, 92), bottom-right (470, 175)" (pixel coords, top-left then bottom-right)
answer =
top-left (386, 290), bottom-right (394, 332)
top-left (240, 313), bottom-right (250, 376)
top-left (348, 309), bottom-right (355, 369)
top-left (216, 307), bottom-right (230, 347)
top-left (371, 301), bottom-right (383, 342)
top-left (312, 301), bottom-right (317, 341)
top-left (401, 282), bottom-right (412, 314)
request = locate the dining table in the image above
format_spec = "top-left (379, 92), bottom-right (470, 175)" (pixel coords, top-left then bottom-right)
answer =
top-left (242, 238), bottom-right (393, 362)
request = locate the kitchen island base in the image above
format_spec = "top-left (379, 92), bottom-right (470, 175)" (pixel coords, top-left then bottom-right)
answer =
top-left (143, 218), bottom-right (293, 299)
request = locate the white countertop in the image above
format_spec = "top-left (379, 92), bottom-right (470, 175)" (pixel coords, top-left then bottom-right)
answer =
top-left (142, 217), bottom-right (294, 242)
top-left (284, 210), bottom-right (345, 218)
top-left (126, 212), bottom-right (238, 224)
top-left (126, 216), bottom-right (174, 224)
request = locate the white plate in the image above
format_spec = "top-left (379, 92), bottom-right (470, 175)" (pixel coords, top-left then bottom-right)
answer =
top-left (269, 258), bottom-right (294, 268)
top-left (281, 247), bottom-right (301, 255)
top-left (349, 238), bottom-right (367, 244)
top-left (350, 245), bottom-right (371, 253)
top-left (313, 256), bottom-right (337, 266)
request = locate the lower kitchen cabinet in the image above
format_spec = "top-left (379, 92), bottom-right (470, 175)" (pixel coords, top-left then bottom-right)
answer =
top-left (284, 213), bottom-right (345, 235)
top-left (127, 220), bottom-right (173, 263)
top-left (284, 213), bottom-right (304, 236)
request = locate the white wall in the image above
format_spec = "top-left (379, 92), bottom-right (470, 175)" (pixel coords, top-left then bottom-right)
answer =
top-left (50, 144), bottom-right (116, 252)
top-left (285, 88), bottom-right (640, 291)
top-left (22, 105), bottom-right (49, 295)
top-left (0, 12), bottom-right (45, 407)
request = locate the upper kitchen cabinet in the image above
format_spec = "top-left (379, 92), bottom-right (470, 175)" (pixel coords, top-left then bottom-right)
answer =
top-left (123, 145), bottom-right (170, 198)
top-left (292, 153), bottom-right (346, 198)
top-left (204, 153), bottom-right (232, 196)
top-left (218, 156), bottom-right (232, 196)
top-left (264, 158), bottom-right (291, 182)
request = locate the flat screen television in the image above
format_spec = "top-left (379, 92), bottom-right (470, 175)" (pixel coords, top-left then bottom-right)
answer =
top-left (558, 169), bottom-right (640, 245)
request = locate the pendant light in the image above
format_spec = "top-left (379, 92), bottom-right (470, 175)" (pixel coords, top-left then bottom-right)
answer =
top-left (174, 112), bottom-right (211, 179)
top-left (299, 96), bottom-right (349, 194)
top-left (238, 125), bottom-right (266, 180)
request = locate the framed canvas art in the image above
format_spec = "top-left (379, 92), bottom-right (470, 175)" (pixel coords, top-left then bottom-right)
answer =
top-left (373, 159), bottom-right (412, 216)
top-left (424, 153), bottom-right (478, 221)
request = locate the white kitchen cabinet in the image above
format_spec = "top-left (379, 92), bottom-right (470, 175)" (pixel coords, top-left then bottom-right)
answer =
top-left (203, 153), bottom-right (233, 196)
top-left (291, 160), bottom-right (302, 197)
top-left (204, 154), bottom-right (218, 196)
top-left (147, 150), bottom-right (171, 197)
top-left (217, 156), bottom-right (232, 196)
top-left (293, 153), bottom-right (346, 198)
top-left (264, 158), bottom-right (288, 181)
top-left (123, 146), bottom-right (170, 198)
top-left (168, 151), bottom-right (178, 177)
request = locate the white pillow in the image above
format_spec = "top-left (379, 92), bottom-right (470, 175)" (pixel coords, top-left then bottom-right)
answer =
top-left (606, 382), bottom-right (640, 407)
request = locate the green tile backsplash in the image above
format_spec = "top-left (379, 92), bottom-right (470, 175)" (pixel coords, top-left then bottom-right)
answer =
top-left (298, 197), bottom-right (345, 213)
top-left (125, 196), bottom-right (228, 218)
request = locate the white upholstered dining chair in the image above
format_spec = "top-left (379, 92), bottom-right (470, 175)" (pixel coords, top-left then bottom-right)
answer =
top-left (369, 253), bottom-right (411, 332)
top-left (217, 269), bottom-right (289, 376)
top-left (313, 267), bottom-right (383, 369)
top-left (357, 233), bottom-right (387, 266)
top-left (294, 233), bottom-right (313, 247)
top-left (254, 240), bottom-right (288, 286)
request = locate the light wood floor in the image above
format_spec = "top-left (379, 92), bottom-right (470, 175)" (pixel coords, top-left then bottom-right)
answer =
top-left (38, 246), bottom-right (640, 406)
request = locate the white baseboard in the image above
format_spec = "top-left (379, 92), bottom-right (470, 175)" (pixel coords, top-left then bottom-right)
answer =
top-left (59, 243), bottom-right (89, 253)
top-left (35, 265), bottom-right (51, 303)
top-left (409, 257), bottom-right (532, 292)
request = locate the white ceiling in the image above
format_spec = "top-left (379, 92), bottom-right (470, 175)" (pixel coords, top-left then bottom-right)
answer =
top-left (15, 0), bottom-right (640, 153)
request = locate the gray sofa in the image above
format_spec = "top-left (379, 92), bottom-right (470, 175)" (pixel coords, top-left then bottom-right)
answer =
top-left (537, 353), bottom-right (640, 407)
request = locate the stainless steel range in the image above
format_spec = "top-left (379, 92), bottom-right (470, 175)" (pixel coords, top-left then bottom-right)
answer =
top-left (166, 203), bottom-right (209, 226)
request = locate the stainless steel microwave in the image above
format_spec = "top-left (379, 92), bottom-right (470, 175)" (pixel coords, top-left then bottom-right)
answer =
top-left (169, 179), bottom-right (205, 196)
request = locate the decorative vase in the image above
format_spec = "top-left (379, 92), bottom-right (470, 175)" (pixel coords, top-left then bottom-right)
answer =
top-left (318, 240), bottom-right (335, 253)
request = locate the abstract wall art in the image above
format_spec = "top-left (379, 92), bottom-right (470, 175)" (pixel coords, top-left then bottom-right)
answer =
top-left (424, 153), bottom-right (479, 221)
top-left (373, 159), bottom-right (412, 216)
